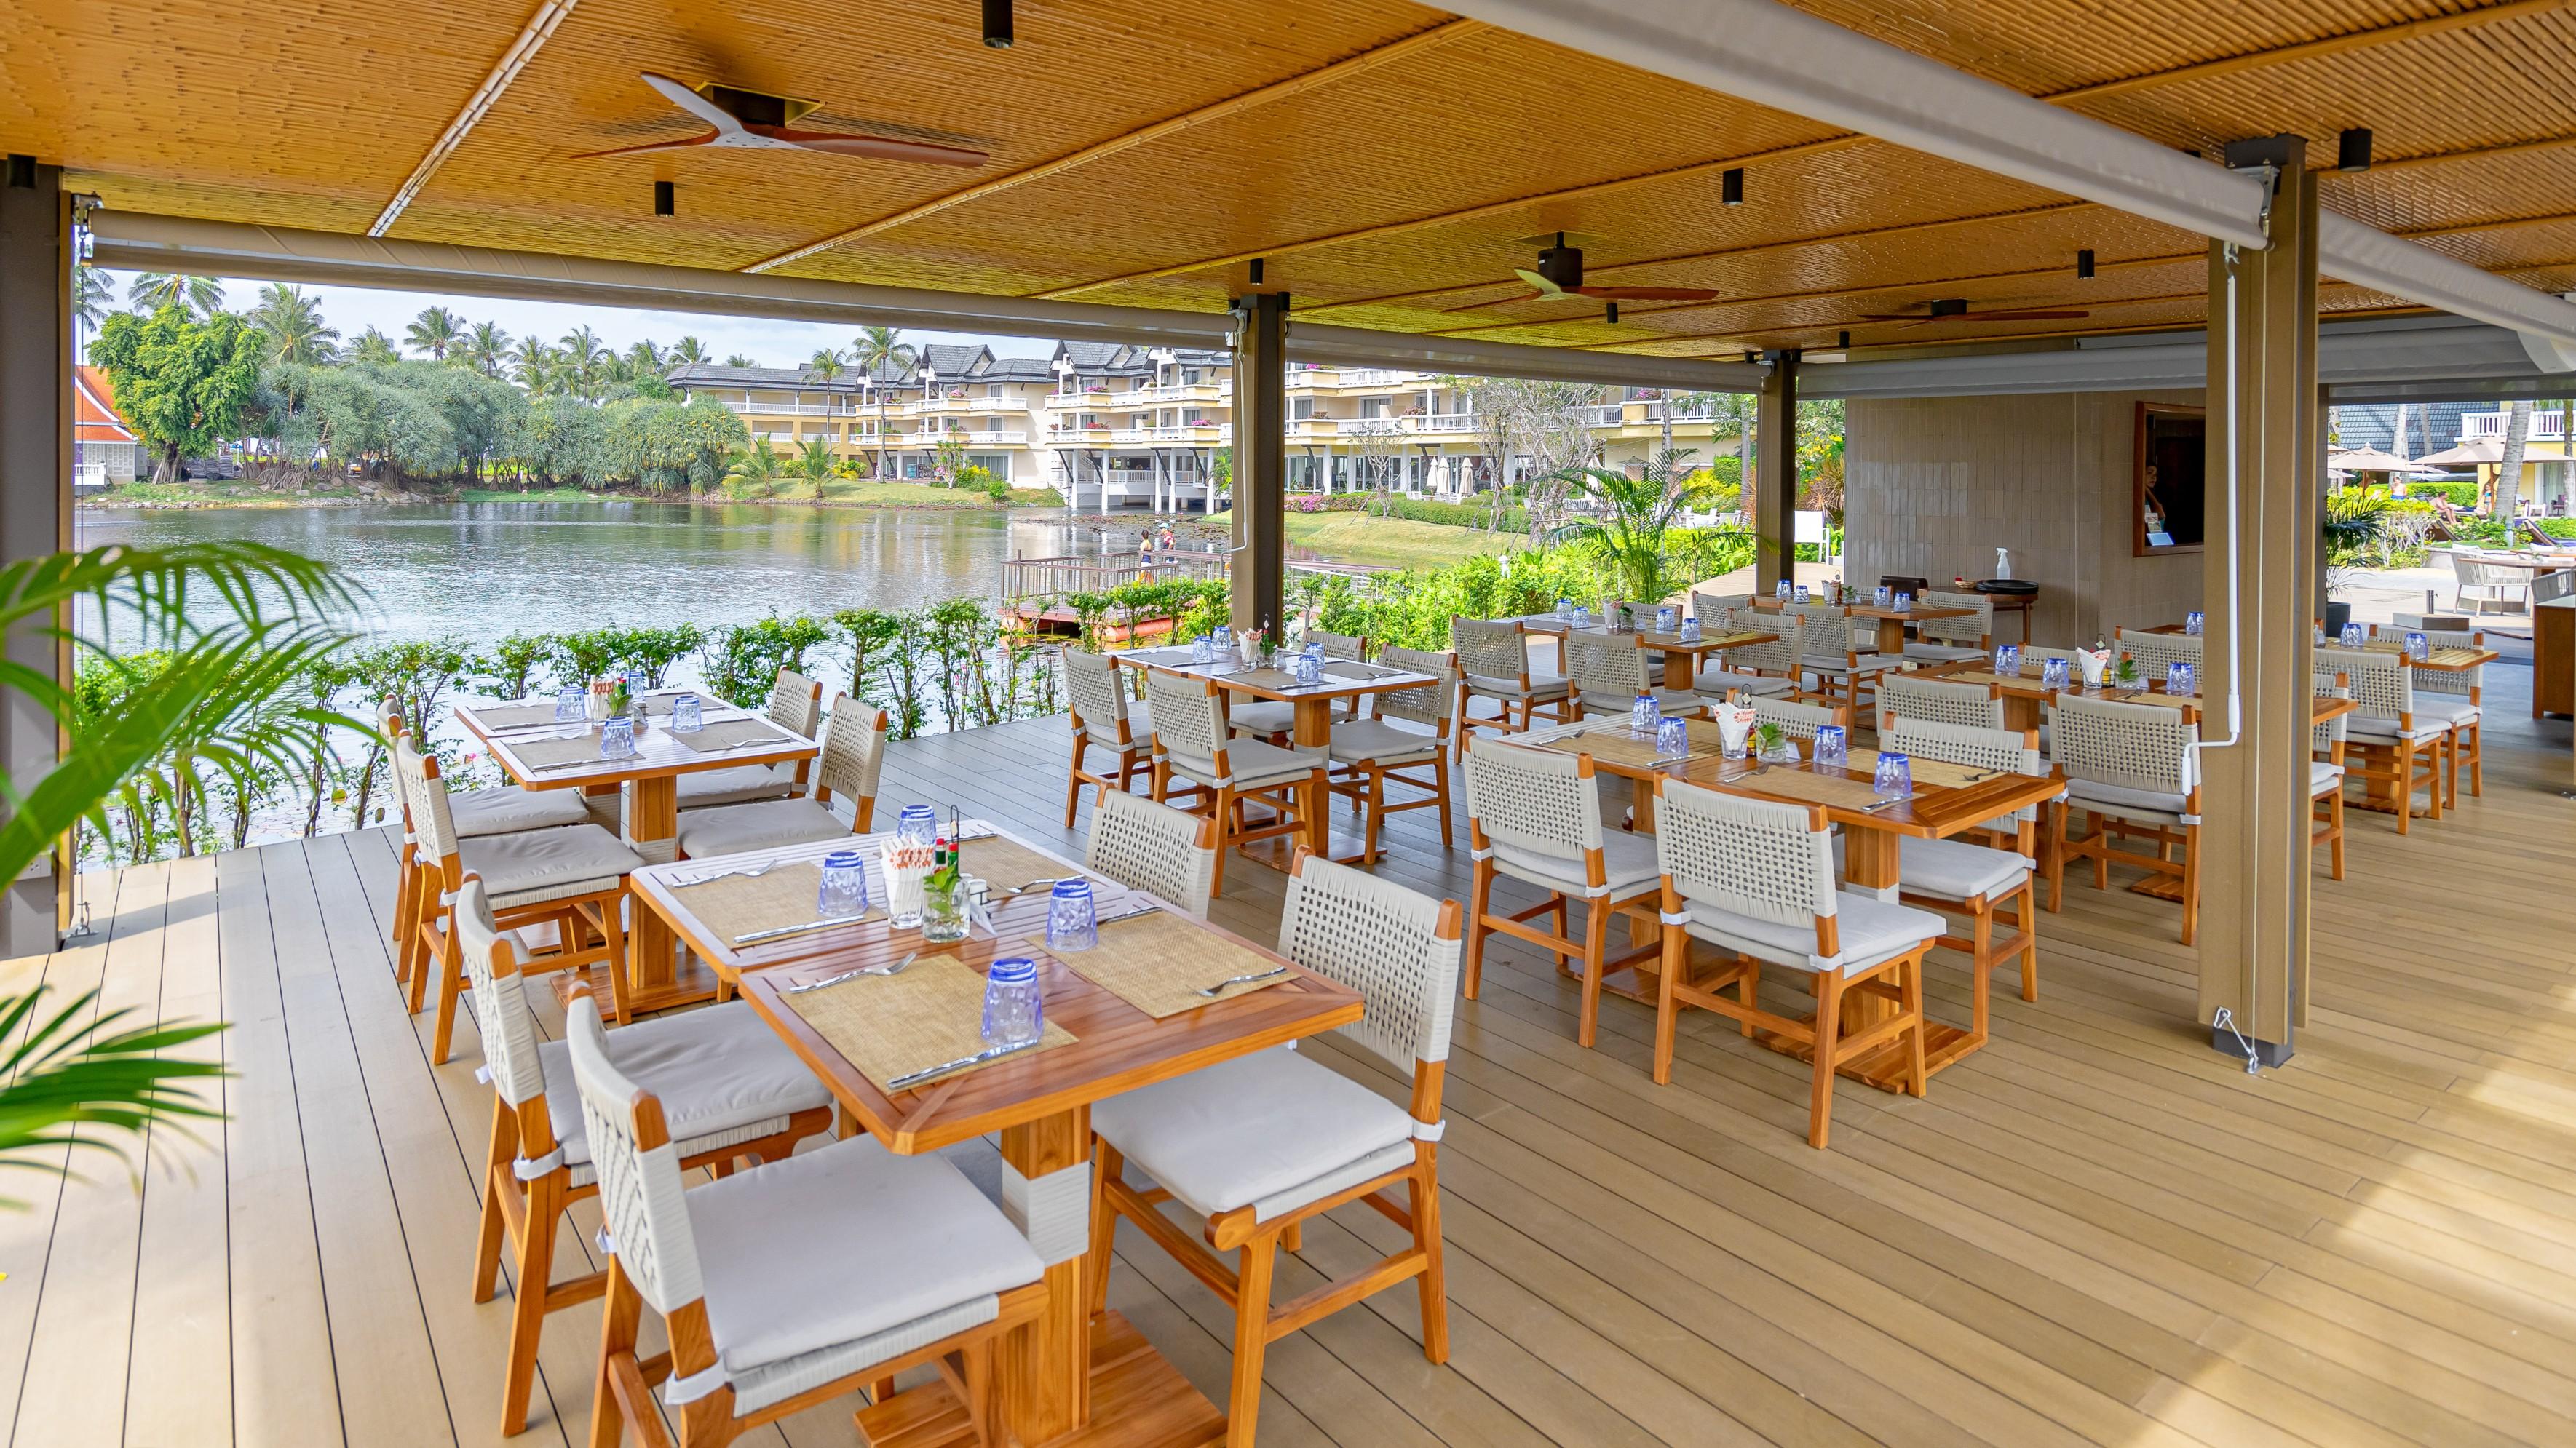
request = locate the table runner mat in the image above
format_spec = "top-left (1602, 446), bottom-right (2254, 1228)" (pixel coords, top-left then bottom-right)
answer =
top-left (1721, 764), bottom-right (1896, 811)
top-left (1527, 720), bottom-right (1722, 771)
top-left (474, 701), bottom-right (571, 729)
top-left (1325, 660), bottom-right (1416, 681)
top-left (1843, 749), bottom-right (2009, 792)
top-left (505, 733), bottom-right (617, 771)
top-left (1119, 647), bottom-right (1198, 666)
top-left (779, 953), bottom-right (1076, 1092)
top-left (1030, 910), bottom-right (1288, 1019)
top-left (1219, 667), bottom-right (1307, 692)
top-left (675, 718), bottom-right (793, 752)
top-left (669, 861), bottom-right (886, 945)
top-left (960, 835), bottom-right (1074, 893)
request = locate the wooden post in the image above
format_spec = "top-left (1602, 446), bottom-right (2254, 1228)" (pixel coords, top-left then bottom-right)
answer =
top-left (1231, 291), bottom-right (1288, 637)
top-left (0, 158), bottom-right (70, 952)
top-left (1753, 350), bottom-right (1799, 596)
top-left (2196, 138), bottom-right (2318, 1065)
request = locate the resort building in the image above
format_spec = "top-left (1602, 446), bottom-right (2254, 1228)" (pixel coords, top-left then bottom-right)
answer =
top-left (72, 363), bottom-right (139, 490)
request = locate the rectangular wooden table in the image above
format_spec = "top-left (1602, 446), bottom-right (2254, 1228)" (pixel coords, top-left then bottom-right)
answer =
top-left (716, 822), bottom-right (1363, 1448)
top-left (1513, 619), bottom-right (1777, 689)
top-left (1750, 596), bottom-right (1974, 656)
top-left (458, 700), bottom-right (820, 1011)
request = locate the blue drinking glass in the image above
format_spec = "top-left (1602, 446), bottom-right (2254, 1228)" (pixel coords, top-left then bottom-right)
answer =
top-left (1775, 579), bottom-right (1793, 600)
top-left (1191, 634), bottom-right (1213, 664)
top-left (1572, 604), bottom-right (1591, 629)
top-left (1555, 597), bottom-right (1572, 623)
top-left (1872, 750), bottom-right (1913, 798)
top-left (1893, 592), bottom-right (1912, 614)
top-left (1874, 584), bottom-right (1893, 607)
top-left (1794, 584), bottom-right (1811, 603)
top-left (553, 686), bottom-right (585, 726)
top-left (2042, 656), bottom-right (2071, 690)
top-left (2404, 630), bottom-right (2429, 661)
top-left (982, 958), bottom-right (1044, 1047)
top-left (896, 803), bottom-right (938, 848)
top-left (1657, 717), bottom-right (1688, 757)
top-left (2168, 661), bottom-right (2196, 696)
top-left (1655, 604), bottom-right (1677, 634)
top-left (2185, 610), bottom-right (2206, 637)
top-left (2339, 622), bottom-right (2365, 648)
top-left (1813, 725), bottom-right (1847, 768)
top-left (817, 849), bottom-right (869, 917)
top-left (598, 716), bottom-right (636, 760)
top-left (1678, 613), bottom-right (1702, 643)
top-left (1045, 879), bottom-right (1098, 952)
top-left (670, 693), bottom-right (703, 732)
top-left (1630, 691), bottom-right (1660, 734)
top-left (1994, 644), bottom-right (2021, 677)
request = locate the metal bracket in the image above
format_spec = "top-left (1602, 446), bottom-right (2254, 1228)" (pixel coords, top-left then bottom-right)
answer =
top-left (2211, 1007), bottom-right (2262, 1074)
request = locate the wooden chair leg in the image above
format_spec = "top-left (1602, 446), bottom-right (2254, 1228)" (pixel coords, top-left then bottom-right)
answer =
top-left (1651, 919), bottom-right (1683, 1084)
top-left (1227, 1233), bottom-right (1280, 1448)
top-left (2329, 792), bottom-right (2345, 880)
top-left (1063, 737), bottom-right (1087, 827)
top-left (1280, 1221), bottom-right (1302, 1252)
top-left (1739, 958), bottom-right (1761, 1038)
top-left (1362, 769), bottom-right (1386, 867)
top-left (590, 1260), bottom-right (643, 1448)
top-left (1969, 904), bottom-right (1993, 1043)
top-left (1433, 761), bottom-right (1455, 850)
top-left (1550, 898), bottom-right (1569, 967)
top-left (2089, 812), bottom-right (2108, 890)
top-left (472, 1102), bottom-right (515, 1305)
top-left (1576, 897), bottom-right (1611, 1049)
top-left (1210, 785), bottom-right (1235, 896)
top-left (2179, 824), bottom-right (2201, 947)
top-left (1898, 958), bottom-right (1928, 1098)
top-left (1086, 1142), bottom-right (1122, 1320)
top-left (500, 1172), bottom-right (560, 1436)
top-left (1807, 970), bottom-right (1842, 1150)
top-left (2045, 803), bottom-right (2066, 913)
top-left (1462, 859), bottom-right (1492, 1000)
top-left (2468, 722), bottom-right (2482, 797)
top-left (2014, 880), bottom-right (2038, 1002)
top-left (432, 928), bottom-right (468, 1065)
top-left (1410, 1164), bottom-right (1450, 1364)
top-left (2395, 740), bottom-right (2413, 835)
top-left (961, 1336), bottom-right (999, 1448)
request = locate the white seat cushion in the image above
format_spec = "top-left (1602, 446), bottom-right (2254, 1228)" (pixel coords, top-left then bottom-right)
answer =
top-left (1328, 717), bottom-right (1443, 765)
top-left (1465, 667), bottom-right (1568, 701)
top-left (1163, 734), bottom-right (1320, 792)
top-left (1489, 826), bottom-right (1661, 899)
top-left (536, 1000), bottom-right (832, 1174)
top-left (459, 824), bottom-right (641, 908)
top-left (1804, 654), bottom-right (1887, 677)
top-left (1671, 888), bottom-right (1944, 976)
top-left (1093, 1046), bottom-right (1416, 1222)
top-left (1578, 689), bottom-right (1705, 720)
top-left (1227, 700), bottom-right (1296, 737)
top-left (1078, 702), bottom-right (1152, 749)
top-left (2064, 779), bottom-right (2191, 825)
top-left (451, 785), bottom-right (591, 838)
top-left (1903, 642), bottom-right (1988, 664)
top-left (676, 798), bottom-right (853, 859)
top-left (1692, 668), bottom-right (1795, 698)
top-left (1836, 833), bottom-right (2030, 902)
top-left (2310, 760), bottom-right (2346, 797)
top-left (675, 761), bottom-right (799, 809)
top-left (689, 1135), bottom-right (1044, 1408)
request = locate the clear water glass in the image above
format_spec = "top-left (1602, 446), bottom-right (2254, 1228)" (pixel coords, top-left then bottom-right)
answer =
top-left (1293, 651), bottom-right (1323, 685)
top-left (1813, 725), bottom-right (1847, 768)
top-left (670, 693), bottom-right (703, 732)
top-left (921, 873), bottom-right (970, 943)
top-left (1045, 879), bottom-right (1098, 952)
top-left (1872, 751), bottom-right (1914, 798)
top-left (1893, 592), bottom-right (1912, 614)
top-left (598, 716), bottom-right (636, 760)
top-left (1191, 634), bottom-right (1213, 664)
top-left (2185, 610), bottom-right (2206, 637)
top-left (896, 804), bottom-right (938, 847)
top-left (817, 849), bottom-right (870, 918)
top-left (1630, 691), bottom-right (1660, 734)
top-left (1571, 604), bottom-right (1591, 629)
top-left (2404, 630), bottom-right (2430, 661)
top-left (1678, 614), bottom-right (1702, 643)
top-left (1655, 604), bottom-right (1677, 634)
top-left (553, 687), bottom-right (585, 727)
top-left (1794, 584), bottom-right (1811, 603)
top-left (1213, 625), bottom-right (1232, 653)
top-left (1775, 579), bottom-right (1794, 600)
top-left (2168, 661), bottom-right (2196, 696)
top-left (2042, 656), bottom-right (2071, 689)
top-left (980, 958), bottom-right (1044, 1048)
top-left (1555, 597), bottom-right (1572, 623)
top-left (1994, 644), bottom-right (2021, 677)
top-left (1657, 717), bottom-right (1688, 757)
top-left (2339, 622), bottom-right (2365, 648)
top-left (1874, 584), bottom-right (1893, 607)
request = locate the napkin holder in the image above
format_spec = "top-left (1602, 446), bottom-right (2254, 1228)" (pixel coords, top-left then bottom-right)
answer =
top-left (1715, 704), bottom-right (1754, 756)
top-left (2077, 646), bottom-right (2111, 686)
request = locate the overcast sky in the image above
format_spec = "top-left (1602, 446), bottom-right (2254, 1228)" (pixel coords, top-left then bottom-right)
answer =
top-left (98, 268), bottom-right (1053, 367)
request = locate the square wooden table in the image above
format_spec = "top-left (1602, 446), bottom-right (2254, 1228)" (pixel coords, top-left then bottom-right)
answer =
top-left (723, 822), bottom-right (1363, 1448)
top-left (1513, 620), bottom-right (1777, 689)
top-left (458, 701), bottom-right (820, 1011)
top-left (1749, 596), bottom-right (1974, 656)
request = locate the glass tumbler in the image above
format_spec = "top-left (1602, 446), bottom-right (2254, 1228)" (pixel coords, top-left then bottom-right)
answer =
top-left (1656, 604), bottom-right (1677, 634)
top-left (1572, 605), bottom-right (1591, 629)
top-left (2404, 630), bottom-right (2430, 661)
top-left (1994, 644), bottom-right (2021, 677)
top-left (2340, 622), bottom-right (2365, 648)
top-left (1630, 691), bottom-right (1660, 734)
top-left (1679, 614), bottom-right (1702, 643)
top-left (670, 693), bottom-right (703, 732)
top-left (2168, 661), bottom-right (2197, 696)
top-left (2042, 656), bottom-right (2071, 690)
top-left (980, 958), bottom-right (1044, 1048)
top-left (1657, 717), bottom-right (1689, 757)
top-left (2185, 610), bottom-right (2206, 637)
top-left (1893, 592), bottom-right (1912, 614)
top-left (1775, 578), bottom-right (1794, 600)
top-left (554, 687), bottom-right (586, 729)
top-left (1555, 597), bottom-right (1572, 623)
top-left (1045, 879), bottom-right (1098, 952)
top-left (598, 716), bottom-right (636, 760)
top-left (1794, 584), bottom-right (1811, 603)
top-left (1874, 584), bottom-right (1893, 608)
top-left (817, 849), bottom-right (870, 918)
top-left (1191, 634), bottom-right (1213, 664)
top-left (1813, 725), bottom-right (1847, 768)
top-left (1872, 751), bottom-right (1914, 798)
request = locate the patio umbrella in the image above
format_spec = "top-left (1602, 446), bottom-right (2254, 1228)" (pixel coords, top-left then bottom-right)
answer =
top-left (2328, 445), bottom-right (2416, 472)
top-left (2411, 439), bottom-right (2502, 469)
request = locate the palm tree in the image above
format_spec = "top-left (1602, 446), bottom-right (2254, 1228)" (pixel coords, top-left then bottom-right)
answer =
top-left (724, 354), bottom-right (756, 368)
top-left (510, 337), bottom-right (556, 394)
top-left (74, 267), bottom-right (114, 348)
top-left (1546, 450), bottom-right (1712, 604)
top-left (405, 306), bottom-right (464, 362)
top-left (850, 326), bottom-right (917, 482)
top-left (347, 326), bottom-right (401, 366)
top-left (794, 434), bottom-right (837, 502)
top-left (624, 339), bottom-right (667, 380)
top-left (670, 335), bottom-right (710, 366)
top-left (2494, 399), bottom-right (2533, 520)
top-left (248, 284), bottom-right (340, 365)
top-left (462, 320), bottom-right (513, 378)
top-left (560, 326), bottom-right (608, 400)
top-left (806, 346), bottom-right (846, 384)
top-left (723, 437), bottom-right (790, 498)
top-left (126, 272), bottom-right (226, 321)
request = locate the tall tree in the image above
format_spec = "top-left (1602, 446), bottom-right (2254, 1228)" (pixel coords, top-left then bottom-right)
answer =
top-left (510, 337), bottom-right (556, 394)
top-left (346, 326), bottom-right (401, 366)
top-left (806, 346), bottom-right (846, 384)
top-left (74, 266), bottom-right (114, 343)
top-left (405, 306), bottom-right (464, 362)
top-left (670, 335), bottom-right (709, 365)
top-left (723, 353), bottom-right (755, 368)
top-left (560, 325), bottom-right (608, 400)
top-left (87, 306), bottom-right (263, 484)
top-left (850, 326), bottom-right (917, 481)
top-left (2493, 399), bottom-right (2533, 520)
top-left (248, 283), bottom-right (339, 365)
top-left (462, 320), bottom-right (513, 378)
top-left (124, 272), bottom-right (226, 321)
top-left (623, 338), bottom-right (667, 378)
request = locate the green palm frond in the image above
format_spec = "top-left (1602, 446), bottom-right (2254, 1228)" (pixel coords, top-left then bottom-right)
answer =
top-left (0, 988), bottom-right (229, 1207)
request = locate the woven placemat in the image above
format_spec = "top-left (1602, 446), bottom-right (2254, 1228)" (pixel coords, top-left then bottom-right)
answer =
top-left (1119, 647), bottom-right (1198, 667)
top-left (1221, 667), bottom-right (1307, 692)
top-left (475, 701), bottom-right (569, 729)
top-left (669, 861), bottom-right (884, 944)
top-left (1324, 660), bottom-right (1410, 681)
top-left (779, 954), bottom-right (1077, 1092)
top-left (505, 733), bottom-right (616, 771)
top-left (639, 691), bottom-right (716, 717)
top-left (1843, 749), bottom-right (2009, 792)
top-left (676, 719), bottom-right (793, 752)
top-left (1529, 720), bottom-right (1721, 771)
top-left (960, 835), bottom-right (1075, 893)
top-left (1721, 764), bottom-right (1897, 811)
top-left (1029, 911), bottom-right (1288, 1019)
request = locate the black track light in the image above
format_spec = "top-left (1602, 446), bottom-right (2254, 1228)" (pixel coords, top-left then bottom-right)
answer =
top-left (1248, 258), bottom-right (1264, 285)
top-left (653, 180), bottom-right (675, 216)
top-left (1721, 167), bottom-right (1745, 206)
top-left (2076, 247), bottom-right (2095, 279)
top-left (983, 0), bottom-right (1013, 48)
top-left (1605, 301), bottom-right (1620, 325)
top-left (2338, 127), bottom-right (2373, 172)
top-left (1837, 330), bottom-right (1850, 349)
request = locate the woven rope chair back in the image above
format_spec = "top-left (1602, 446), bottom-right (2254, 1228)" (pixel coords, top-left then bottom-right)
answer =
top-left (395, 737), bottom-right (460, 862)
top-left (1375, 647), bottom-right (1459, 730)
top-left (1654, 779), bottom-right (1836, 930)
top-left (766, 669), bottom-right (823, 736)
top-left (565, 997), bottom-right (705, 1315)
top-left (1060, 648), bottom-right (1128, 733)
top-left (2312, 669), bottom-right (2351, 753)
top-left (2315, 645), bottom-right (2411, 720)
top-left (1790, 600), bottom-right (1857, 655)
top-left (1280, 854), bottom-right (1461, 1075)
top-left (1462, 741), bottom-right (1601, 863)
top-left (1879, 674), bottom-right (2006, 731)
top-left (1564, 632), bottom-right (1647, 706)
top-left (1917, 589), bottom-right (1993, 646)
top-left (1141, 668), bottom-right (1225, 765)
top-left (1749, 694), bottom-right (1841, 741)
top-left (815, 695), bottom-right (887, 804)
top-left (1887, 717), bottom-right (2045, 824)
top-left (1450, 618), bottom-right (1529, 682)
top-left (1721, 608), bottom-right (1799, 676)
top-left (452, 877), bottom-right (547, 1107)
top-left (2393, 628), bottom-right (2482, 698)
top-left (2024, 644), bottom-right (2084, 671)
top-left (2117, 629), bottom-right (2201, 678)
top-left (1085, 787), bottom-right (1216, 919)
top-left (1307, 630), bottom-right (1366, 662)
top-left (1691, 592), bottom-right (1751, 626)
top-left (2052, 694), bottom-right (2193, 797)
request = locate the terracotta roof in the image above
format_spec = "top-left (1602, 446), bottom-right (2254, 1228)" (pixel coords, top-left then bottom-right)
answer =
top-left (74, 365), bottom-right (135, 442)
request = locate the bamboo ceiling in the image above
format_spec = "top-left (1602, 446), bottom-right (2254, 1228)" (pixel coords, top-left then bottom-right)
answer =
top-left (12, 0), bottom-right (2576, 358)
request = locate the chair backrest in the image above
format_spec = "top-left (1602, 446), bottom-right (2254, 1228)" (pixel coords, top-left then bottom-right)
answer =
top-left (1719, 608), bottom-right (1799, 677)
top-left (1278, 852), bottom-right (1461, 1086)
top-left (1791, 601), bottom-right (1858, 656)
top-left (1917, 589), bottom-right (1994, 648)
top-left (766, 669), bottom-right (824, 736)
top-left (1374, 646), bottom-right (1459, 734)
top-left (1461, 739), bottom-right (1604, 867)
top-left (815, 695), bottom-right (887, 812)
top-left (2051, 694), bottom-right (2195, 800)
top-left (395, 737), bottom-right (460, 862)
top-left (1085, 787), bottom-right (1218, 918)
top-left (1141, 668), bottom-right (1226, 767)
top-left (2312, 667), bottom-right (2350, 753)
top-left (1060, 648), bottom-right (1129, 739)
top-left (2446, 550), bottom-right (2487, 586)
top-left (2117, 629), bottom-right (2202, 679)
top-left (1450, 617), bottom-right (1529, 685)
top-left (1879, 673), bottom-right (2006, 731)
top-left (451, 877), bottom-right (547, 1109)
top-left (2315, 645), bottom-right (2411, 721)
top-left (1886, 717), bottom-right (2046, 826)
top-left (1690, 592), bottom-right (1751, 626)
top-left (1653, 779), bottom-right (1836, 935)
top-left (1307, 629), bottom-right (1366, 662)
top-left (563, 996), bottom-right (705, 1317)
top-left (1749, 693), bottom-right (1844, 741)
top-left (2535, 567), bottom-right (2575, 604)
top-left (2371, 626), bottom-right (2482, 697)
top-left (1563, 632), bottom-right (1648, 708)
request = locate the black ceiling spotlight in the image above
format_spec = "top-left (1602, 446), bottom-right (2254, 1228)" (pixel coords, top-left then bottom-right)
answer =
top-left (1248, 257), bottom-right (1264, 285)
top-left (1605, 301), bottom-right (1620, 325)
top-left (1721, 167), bottom-right (1745, 206)
top-left (1927, 297), bottom-right (1970, 318)
top-left (983, 0), bottom-right (1013, 47)
top-left (2076, 247), bottom-right (2096, 279)
top-left (653, 179), bottom-right (675, 216)
top-left (2338, 127), bottom-right (2374, 172)
top-left (1837, 329), bottom-right (1850, 349)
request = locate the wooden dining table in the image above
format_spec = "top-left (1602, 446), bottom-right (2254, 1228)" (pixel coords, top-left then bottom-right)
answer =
top-left (713, 820), bottom-right (1362, 1448)
top-left (1514, 617), bottom-right (1778, 689)
top-left (1748, 595), bottom-right (1975, 656)
top-left (458, 698), bottom-right (820, 1012)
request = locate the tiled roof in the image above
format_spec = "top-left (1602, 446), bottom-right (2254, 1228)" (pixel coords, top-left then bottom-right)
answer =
top-left (666, 362), bottom-right (871, 393)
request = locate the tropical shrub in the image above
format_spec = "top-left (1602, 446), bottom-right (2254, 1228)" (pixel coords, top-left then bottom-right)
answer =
top-left (699, 614), bottom-right (834, 707)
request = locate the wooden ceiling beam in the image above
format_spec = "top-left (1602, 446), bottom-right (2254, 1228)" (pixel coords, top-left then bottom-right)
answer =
top-left (741, 17), bottom-right (1486, 274)
top-left (1036, 0), bottom-right (2569, 302)
top-left (370, 0), bottom-right (581, 237)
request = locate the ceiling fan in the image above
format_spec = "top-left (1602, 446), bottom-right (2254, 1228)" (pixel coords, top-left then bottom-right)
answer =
top-left (1507, 233), bottom-right (1719, 303)
top-left (1860, 298), bottom-right (2088, 325)
top-left (574, 73), bottom-right (987, 168)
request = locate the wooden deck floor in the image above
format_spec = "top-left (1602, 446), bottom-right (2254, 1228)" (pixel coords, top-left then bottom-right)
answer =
top-left (7, 661), bottom-right (2575, 1448)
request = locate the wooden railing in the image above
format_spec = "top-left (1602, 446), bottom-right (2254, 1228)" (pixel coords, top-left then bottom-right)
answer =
top-left (1000, 550), bottom-right (1230, 600)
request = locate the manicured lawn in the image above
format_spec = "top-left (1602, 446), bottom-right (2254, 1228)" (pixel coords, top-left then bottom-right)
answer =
top-left (1205, 508), bottom-right (1513, 570)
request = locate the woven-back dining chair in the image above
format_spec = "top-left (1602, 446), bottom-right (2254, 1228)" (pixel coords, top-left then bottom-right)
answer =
top-left (1084, 785), bottom-right (1218, 918)
top-left (2312, 667), bottom-right (2350, 880)
top-left (2048, 693), bottom-right (2201, 942)
top-left (1451, 616), bottom-right (1569, 739)
top-left (675, 695), bottom-right (886, 862)
top-left (1748, 693), bottom-right (1846, 742)
top-left (1791, 600), bottom-right (1886, 714)
top-left (675, 669), bottom-right (825, 809)
top-left (1564, 631), bottom-right (1705, 720)
top-left (1906, 589), bottom-right (1994, 664)
top-left (1144, 667), bottom-right (1328, 895)
top-left (380, 701), bottom-right (590, 971)
top-left (1060, 648), bottom-right (1154, 825)
top-left (2318, 644), bottom-right (2447, 833)
top-left (2115, 627), bottom-right (2201, 681)
top-left (1878, 672), bottom-right (2005, 732)
top-left (1692, 607), bottom-right (1799, 699)
top-left (1880, 717), bottom-right (2048, 1017)
top-left (1328, 646), bottom-right (1460, 864)
top-left (2372, 624), bottom-right (2484, 806)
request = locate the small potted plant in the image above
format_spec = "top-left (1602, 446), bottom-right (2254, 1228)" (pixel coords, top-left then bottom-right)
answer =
top-left (2115, 656), bottom-right (2140, 687)
top-left (1755, 721), bottom-right (1796, 763)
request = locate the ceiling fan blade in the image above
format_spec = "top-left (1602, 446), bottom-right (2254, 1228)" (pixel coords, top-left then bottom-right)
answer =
top-left (641, 72), bottom-right (744, 134)
top-left (1962, 308), bottom-right (2090, 320)
top-left (1513, 268), bottom-right (1566, 298)
top-left (1574, 285), bottom-right (1718, 301)
top-left (753, 126), bottom-right (987, 167)
top-left (570, 132), bottom-right (721, 161)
